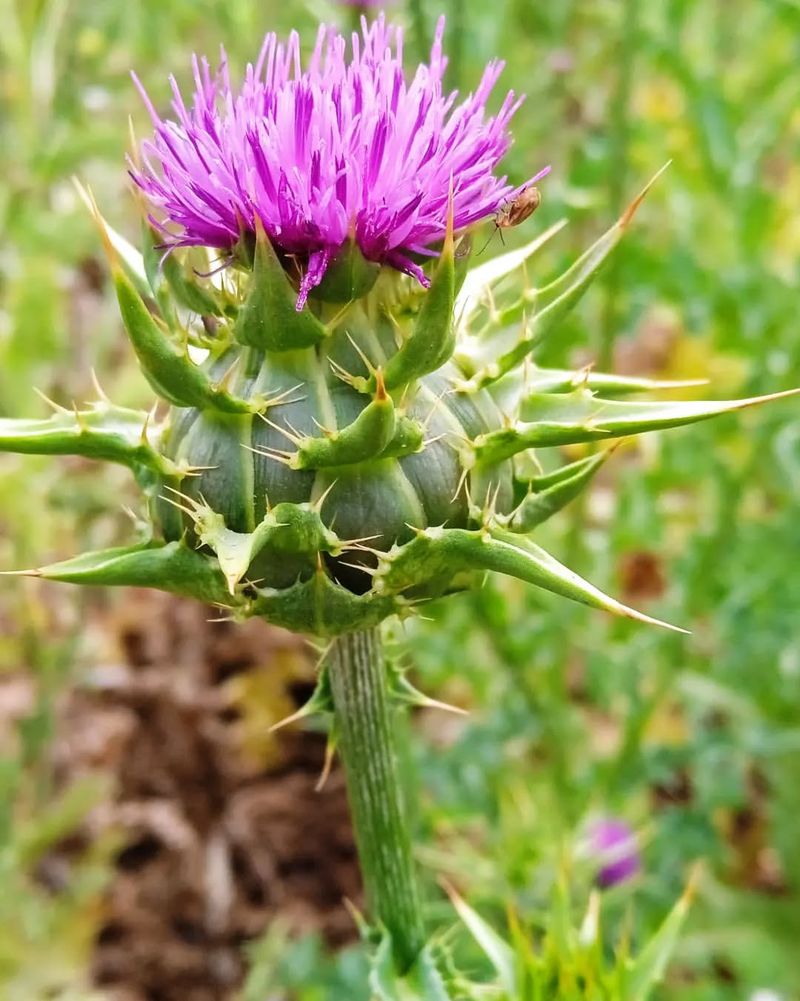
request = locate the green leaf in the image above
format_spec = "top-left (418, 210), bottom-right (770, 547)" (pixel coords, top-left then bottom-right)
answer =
top-left (234, 219), bottom-right (328, 350)
top-left (287, 375), bottom-right (397, 469)
top-left (625, 871), bottom-right (696, 1001)
top-left (113, 267), bottom-right (256, 413)
top-left (472, 386), bottom-right (800, 462)
top-left (252, 567), bottom-right (399, 636)
top-left (511, 451), bottom-right (610, 531)
top-left (0, 403), bottom-right (175, 475)
top-left (15, 776), bottom-right (108, 867)
top-left (313, 237), bottom-right (381, 303)
top-left (444, 883), bottom-right (517, 996)
top-left (375, 527), bottom-right (686, 632)
top-left (379, 416), bottom-right (425, 459)
top-left (73, 178), bottom-right (150, 298)
top-left (370, 935), bottom-right (455, 1001)
top-left (8, 541), bottom-right (235, 606)
top-left (456, 167), bottom-right (670, 388)
top-left (455, 219), bottom-right (567, 331)
top-left (141, 225), bottom-right (226, 323)
top-left (175, 497), bottom-right (343, 593)
top-left (382, 205), bottom-right (456, 391)
top-left (496, 366), bottom-right (707, 398)
top-left (185, 506), bottom-right (285, 595)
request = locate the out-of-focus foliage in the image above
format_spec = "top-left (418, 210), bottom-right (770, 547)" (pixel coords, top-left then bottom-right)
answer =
top-left (1, 0), bottom-right (798, 997)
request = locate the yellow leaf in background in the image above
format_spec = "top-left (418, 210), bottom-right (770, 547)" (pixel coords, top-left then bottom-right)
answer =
top-left (661, 334), bottom-right (749, 400)
top-left (636, 78), bottom-right (685, 125)
top-left (643, 700), bottom-right (689, 748)
top-left (771, 163), bottom-right (800, 265)
top-left (225, 648), bottom-right (314, 768)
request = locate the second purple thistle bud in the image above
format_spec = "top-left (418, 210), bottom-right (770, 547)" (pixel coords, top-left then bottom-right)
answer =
top-left (587, 817), bottom-right (641, 889)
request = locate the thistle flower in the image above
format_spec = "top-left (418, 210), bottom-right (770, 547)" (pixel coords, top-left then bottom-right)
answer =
top-left (1, 19), bottom-right (795, 642)
top-left (131, 16), bottom-right (546, 308)
top-left (587, 818), bottom-right (641, 889)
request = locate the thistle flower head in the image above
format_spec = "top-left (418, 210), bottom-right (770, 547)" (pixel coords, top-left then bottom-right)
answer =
top-left (587, 818), bottom-right (641, 889)
top-left (5, 24), bottom-right (791, 643)
top-left (131, 15), bottom-right (546, 307)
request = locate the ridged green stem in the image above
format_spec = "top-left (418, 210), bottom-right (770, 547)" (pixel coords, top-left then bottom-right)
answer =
top-left (329, 627), bottom-right (424, 970)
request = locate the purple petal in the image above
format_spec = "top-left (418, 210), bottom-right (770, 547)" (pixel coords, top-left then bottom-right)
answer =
top-left (131, 16), bottom-right (546, 296)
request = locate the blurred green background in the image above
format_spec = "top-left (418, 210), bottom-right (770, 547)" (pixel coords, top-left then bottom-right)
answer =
top-left (1, 0), bottom-right (799, 998)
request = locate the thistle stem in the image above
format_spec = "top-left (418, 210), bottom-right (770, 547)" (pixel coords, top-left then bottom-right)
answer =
top-left (328, 627), bottom-right (424, 970)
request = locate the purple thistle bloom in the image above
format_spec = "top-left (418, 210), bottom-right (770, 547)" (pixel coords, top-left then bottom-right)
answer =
top-left (131, 16), bottom-right (547, 309)
top-left (588, 818), bottom-right (641, 889)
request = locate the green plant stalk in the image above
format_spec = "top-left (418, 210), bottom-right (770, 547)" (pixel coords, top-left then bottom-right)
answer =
top-left (598, 0), bottom-right (639, 370)
top-left (447, 0), bottom-right (465, 92)
top-left (328, 627), bottom-right (425, 970)
top-left (568, 0), bottom-right (638, 572)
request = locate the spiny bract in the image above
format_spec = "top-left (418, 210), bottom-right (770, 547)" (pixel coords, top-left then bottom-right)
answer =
top-left (0, 20), bottom-right (795, 637)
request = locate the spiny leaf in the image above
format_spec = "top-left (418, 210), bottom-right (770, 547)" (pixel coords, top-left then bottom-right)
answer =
top-left (113, 266), bottom-right (256, 413)
top-left (6, 542), bottom-right (235, 606)
top-left (382, 197), bottom-right (456, 391)
top-left (268, 662), bottom-right (333, 732)
top-left (379, 416), bottom-right (425, 459)
top-left (442, 881), bottom-right (517, 996)
top-left (369, 934), bottom-right (456, 1001)
top-left (251, 566), bottom-right (398, 637)
top-left (174, 497), bottom-right (343, 593)
top-left (456, 166), bottom-right (670, 388)
top-left (188, 506), bottom-right (284, 595)
top-left (290, 375), bottom-right (397, 469)
top-left (73, 176), bottom-right (149, 298)
top-left (472, 387), bottom-right (800, 462)
top-left (374, 527), bottom-right (686, 632)
top-left (314, 236), bottom-right (381, 303)
top-left (86, 191), bottom-right (255, 413)
top-left (157, 240), bottom-right (224, 318)
top-left (387, 665), bottom-right (468, 715)
top-left (0, 404), bottom-right (175, 475)
top-left (624, 868), bottom-right (697, 1001)
top-left (510, 451), bottom-right (611, 532)
top-left (490, 365), bottom-right (707, 403)
top-left (455, 219), bottom-right (567, 331)
top-left (234, 218), bottom-right (328, 350)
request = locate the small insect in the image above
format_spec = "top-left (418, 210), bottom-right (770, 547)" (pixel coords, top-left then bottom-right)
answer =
top-left (496, 185), bottom-right (542, 232)
top-left (477, 185), bottom-right (543, 255)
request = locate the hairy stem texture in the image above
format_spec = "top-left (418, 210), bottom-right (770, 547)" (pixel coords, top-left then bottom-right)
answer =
top-left (328, 628), bottom-right (424, 970)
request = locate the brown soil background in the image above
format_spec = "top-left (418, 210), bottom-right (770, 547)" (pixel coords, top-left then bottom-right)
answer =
top-left (48, 590), bottom-right (361, 1001)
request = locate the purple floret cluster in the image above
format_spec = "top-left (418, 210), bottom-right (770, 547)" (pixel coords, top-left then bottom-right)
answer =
top-left (589, 817), bottom-right (641, 889)
top-left (131, 16), bottom-right (545, 307)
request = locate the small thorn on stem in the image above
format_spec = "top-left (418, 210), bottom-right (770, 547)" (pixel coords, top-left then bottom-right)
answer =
top-left (311, 479), bottom-right (338, 511)
top-left (33, 387), bottom-right (69, 414)
top-left (315, 737), bottom-right (337, 792)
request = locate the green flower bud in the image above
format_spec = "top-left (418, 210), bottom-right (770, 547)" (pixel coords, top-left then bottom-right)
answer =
top-left (1, 180), bottom-right (797, 638)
